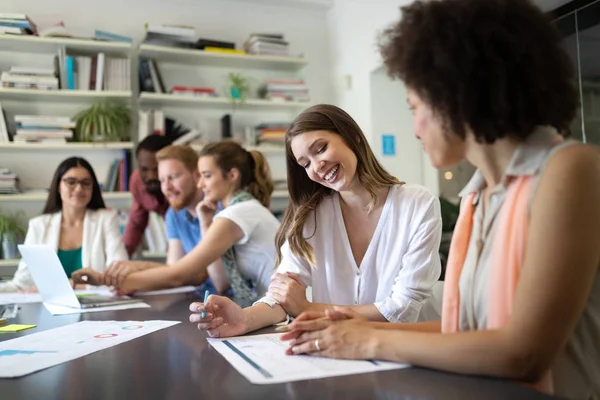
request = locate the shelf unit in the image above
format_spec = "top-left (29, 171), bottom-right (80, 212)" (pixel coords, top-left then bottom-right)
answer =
top-left (0, 142), bottom-right (133, 150)
top-left (0, 88), bottom-right (132, 102)
top-left (0, 34), bottom-right (132, 56)
top-left (0, 191), bottom-right (132, 202)
top-left (138, 92), bottom-right (309, 109)
top-left (138, 44), bottom-right (306, 71)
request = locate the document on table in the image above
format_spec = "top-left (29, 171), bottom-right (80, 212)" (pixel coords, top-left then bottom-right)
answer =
top-left (0, 320), bottom-right (180, 378)
top-left (208, 333), bottom-right (410, 384)
top-left (43, 302), bottom-right (151, 315)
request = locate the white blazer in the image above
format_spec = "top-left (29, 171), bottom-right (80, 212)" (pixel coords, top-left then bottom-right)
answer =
top-left (0, 209), bottom-right (128, 292)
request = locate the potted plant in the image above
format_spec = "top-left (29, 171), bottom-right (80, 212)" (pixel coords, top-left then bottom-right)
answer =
top-left (75, 102), bottom-right (131, 143)
top-left (0, 211), bottom-right (25, 259)
top-left (227, 73), bottom-right (251, 109)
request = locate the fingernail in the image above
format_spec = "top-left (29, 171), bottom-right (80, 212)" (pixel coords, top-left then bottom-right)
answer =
top-left (197, 307), bottom-right (203, 312)
top-left (292, 346), bottom-right (299, 353)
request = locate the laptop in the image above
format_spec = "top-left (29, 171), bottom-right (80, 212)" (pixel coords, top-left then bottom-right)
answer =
top-left (18, 244), bottom-right (143, 309)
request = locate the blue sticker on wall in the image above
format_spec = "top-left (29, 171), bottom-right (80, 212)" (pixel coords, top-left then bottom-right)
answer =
top-left (382, 134), bottom-right (396, 156)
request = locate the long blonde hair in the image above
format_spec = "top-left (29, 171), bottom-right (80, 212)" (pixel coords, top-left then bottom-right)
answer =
top-left (275, 104), bottom-right (402, 267)
top-left (199, 141), bottom-right (274, 208)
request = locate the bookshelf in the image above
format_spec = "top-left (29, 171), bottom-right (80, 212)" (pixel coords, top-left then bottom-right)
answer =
top-left (0, 191), bottom-right (132, 202)
top-left (138, 44), bottom-right (306, 71)
top-left (138, 92), bottom-right (309, 109)
top-left (0, 34), bottom-right (132, 56)
top-left (0, 88), bottom-right (132, 102)
top-left (0, 142), bottom-right (133, 150)
top-left (190, 143), bottom-right (284, 155)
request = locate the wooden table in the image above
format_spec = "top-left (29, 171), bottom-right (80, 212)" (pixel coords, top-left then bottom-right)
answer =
top-left (0, 293), bottom-right (557, 399)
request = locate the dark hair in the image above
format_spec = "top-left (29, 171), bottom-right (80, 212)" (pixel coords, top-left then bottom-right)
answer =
top-left (199, 141), bottom-right (274, 208)
top-left (379, 0), bottom-right (578, 143)
top-left (275, 104), bottom-right (401, 267)
top-left (136, 135), bottom-right (173, 156)
top-left (43, 157), bottom-right (106, 214)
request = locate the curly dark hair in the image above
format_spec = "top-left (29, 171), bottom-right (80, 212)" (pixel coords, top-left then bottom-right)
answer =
top-left (379, 0), bottom-right (578, 143)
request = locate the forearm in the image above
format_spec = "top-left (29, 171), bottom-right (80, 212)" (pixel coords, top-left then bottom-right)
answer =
top-left (243, 303), bottom-right (288, 334)
top-left (371, 329), bottom-right (538, 381)
top-left (207, 259), bottom-right (230, 294)
top-left (368, 320), bottom-right (441, 332)
top-left (120, 264), bottom-right (182, 291)
top-left (306, 303), bottom-right (387, 322)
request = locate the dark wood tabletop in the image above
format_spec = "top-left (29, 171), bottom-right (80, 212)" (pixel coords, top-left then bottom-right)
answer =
top-left (0, 292), bottom-right (557, 400)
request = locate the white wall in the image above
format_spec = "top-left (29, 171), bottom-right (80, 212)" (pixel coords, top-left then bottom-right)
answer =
top-left (327, 0), bottom-right (439, 194)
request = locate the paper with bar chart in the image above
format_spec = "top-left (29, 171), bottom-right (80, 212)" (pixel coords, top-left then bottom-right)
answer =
top-left (208, 333), bottom-right (409, 384)
top-left (0, 320), bottom-right (179, 377)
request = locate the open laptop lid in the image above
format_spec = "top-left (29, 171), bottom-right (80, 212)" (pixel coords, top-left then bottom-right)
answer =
top-left (18, 244), bottom-right (82, 309)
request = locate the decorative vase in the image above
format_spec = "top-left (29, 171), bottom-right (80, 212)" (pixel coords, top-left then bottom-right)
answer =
top-left (1, 232), bottom-right (17, 259)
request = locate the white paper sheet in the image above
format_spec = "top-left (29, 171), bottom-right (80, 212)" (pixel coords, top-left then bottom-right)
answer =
top-left (208, 333), bottom-right (410, 384)
top-left (43, 301), bottom-right (151, 315)
top-left (0, 320), bottom-right (180, 378)
top-left (135, 286), bottom-right (197, 296)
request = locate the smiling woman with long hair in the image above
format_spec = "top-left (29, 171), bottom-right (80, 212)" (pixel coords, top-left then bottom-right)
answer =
top-left (189, 104), bottom-right (442, 338)
top-left (0, 157), bottom-right (127, 292)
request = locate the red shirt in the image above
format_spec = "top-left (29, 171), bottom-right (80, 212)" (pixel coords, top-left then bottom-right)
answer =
top-left (123, 169), bottom-right (169, 256)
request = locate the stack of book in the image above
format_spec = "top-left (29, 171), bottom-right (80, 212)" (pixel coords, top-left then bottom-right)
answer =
top-left (0, 13), bottom-right (37, 36)
top-left (143, 24), bottom-right (197, 49)
top-left (0, 168), bottom-right (20, 194)
top-left (197, 38), bottom-right (242, 54)
top-left (171, 86), bottom-right (216, 98)
top-left (1, 67), bottom-right (58, 90)
top-left (12, 115), bottom-right (75, 144)
top-left (103, 149), bottom-right (132, 192)
top-left (263, 78), bottom-right (310, 102)
top-left (138, 109), bottom-right (165, 140)
top-left (254, 122), bottom-right (290, 145)
top-left (244, 33), bottom-right (289, 56)
top-left (139, 59), bottom-right (165, 93)
top-left (57, 52), bottom-right (131, 91)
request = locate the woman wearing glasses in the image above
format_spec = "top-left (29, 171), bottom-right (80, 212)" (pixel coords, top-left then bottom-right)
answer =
top-left (0, 157), bottom-right (128, 292)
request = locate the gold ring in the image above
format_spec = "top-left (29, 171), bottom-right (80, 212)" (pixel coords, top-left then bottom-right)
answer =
top-left (315, 339), bottom-right (321, 351)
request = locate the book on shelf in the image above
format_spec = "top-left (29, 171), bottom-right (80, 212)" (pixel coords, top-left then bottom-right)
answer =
top-left (139, 59), bottom-right (165, 93)
top-left (171, 86), bottom-right (216, 97)
top-left (254, 122), bottom-right (290, 145)
top-left (196, 38), bottom-right (235, 50)
top-left (244, 33), bottom-right (295, 57)
top-left (143, 24), bottom-right (196, 49)
top-left (0, 168), bottom-right (20, 194)
top-left (11, 114), bottom-right (74, 143)
top-left (94, 30), bottom-right (132, 43)
top-left (102, 149), bottom-right (132, 192)
top-left (261, 78), bottom-right (310, 102)
top-left (203, 47), bottom-right (246, 55)
top-left (46, 50), bottom-right (131, 91)
top-left (0, 14), bottom-right (37, 36)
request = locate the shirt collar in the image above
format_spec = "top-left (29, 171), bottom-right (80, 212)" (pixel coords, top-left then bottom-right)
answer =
top-left (458, 125), bottom-right (559, 198)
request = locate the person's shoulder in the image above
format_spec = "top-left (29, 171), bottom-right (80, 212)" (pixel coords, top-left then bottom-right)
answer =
top-left (89, 208), bottom-right (118, 221)
top-left (544, 143), bottom-right (600, 188)
top-left (391, 183), bottom-right (437, 206)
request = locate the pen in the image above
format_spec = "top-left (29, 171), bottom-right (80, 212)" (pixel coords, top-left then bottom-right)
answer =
top-left (201, 289), bottom-right (209, 319)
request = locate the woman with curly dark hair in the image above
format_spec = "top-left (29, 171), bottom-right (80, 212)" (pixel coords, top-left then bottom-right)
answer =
top-left (281, 0), bottom-right (600, 398)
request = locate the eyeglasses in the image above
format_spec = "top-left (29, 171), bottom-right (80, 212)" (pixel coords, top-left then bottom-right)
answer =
top-left (62, 177), bottom-right (93, 189)
top-left (159, 173), bottom-right (183, 184)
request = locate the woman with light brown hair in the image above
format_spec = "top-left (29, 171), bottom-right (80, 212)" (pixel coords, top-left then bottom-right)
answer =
top-left (189, 104), bottom-right (442, 337)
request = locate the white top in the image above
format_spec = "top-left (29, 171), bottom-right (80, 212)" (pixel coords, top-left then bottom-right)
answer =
top-left (258, 184), bottom-right (442, 323)
top-left (0, 209), bottom-right (128, 292)
top-left (215, 199), bottom-right (281, 298)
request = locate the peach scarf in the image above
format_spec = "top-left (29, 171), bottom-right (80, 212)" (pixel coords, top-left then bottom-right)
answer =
top-left (441, 176), bottom-right (553, 393)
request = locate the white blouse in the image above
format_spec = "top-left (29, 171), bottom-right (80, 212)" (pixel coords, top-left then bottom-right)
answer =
top-left (258, 184), bottom-right (442, 323)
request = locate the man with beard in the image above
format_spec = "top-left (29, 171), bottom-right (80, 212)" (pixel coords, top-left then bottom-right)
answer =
top-left (123, 135), bottom-right (172, 256)
top-left (104, 145), bottom-right (228, 294)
